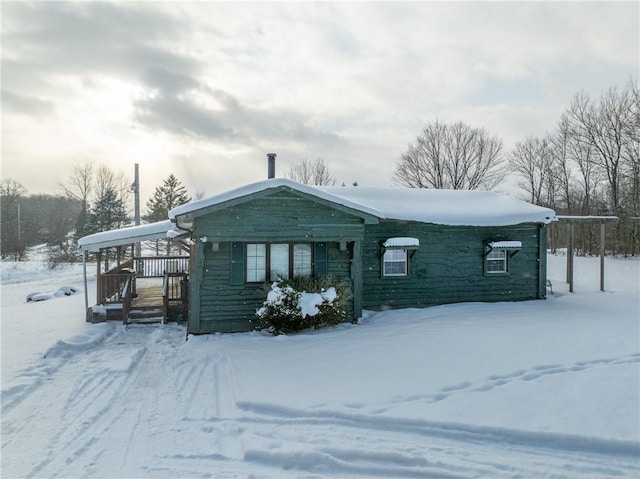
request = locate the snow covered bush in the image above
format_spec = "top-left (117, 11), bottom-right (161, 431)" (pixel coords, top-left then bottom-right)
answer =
top-left (255, 276), bottom-right (351, 335)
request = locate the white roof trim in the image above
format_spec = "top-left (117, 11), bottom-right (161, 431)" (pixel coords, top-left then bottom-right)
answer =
top-left (78, 220), bottom-right (186, 252)
top-left (383, 237), bottom-right (420, 248)
top-left (488, 241), bottom-right (523, 249)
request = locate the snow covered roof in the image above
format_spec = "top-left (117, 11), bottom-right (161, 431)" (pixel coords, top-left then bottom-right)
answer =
top-left (170, 178), bottom-right (556, 227)
top-left (78, 220), bottom-right (186, 252)
top-left (169, 178), bottom-right (381, 221)
top-left (323, 186), bottom-right (557, 226)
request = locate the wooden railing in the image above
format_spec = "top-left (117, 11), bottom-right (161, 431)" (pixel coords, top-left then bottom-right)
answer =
top-left (122, 276), bottom-right (134, 325)
top-left (98, 256), bottom-right (189, 306)
top-left (134, 256), bottom-right (189, 278)
top-left (98, 272), bottom-right (136, 305)
top-left (162, 272), bottom-right (189, 324)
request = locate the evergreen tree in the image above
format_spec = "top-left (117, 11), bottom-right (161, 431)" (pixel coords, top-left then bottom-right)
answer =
top-left (145, 174), bottom-right (192, 222)
top-left (145, 174), bottom-right (192, 254)
top-left (86, 187), bottom-right (130, 235)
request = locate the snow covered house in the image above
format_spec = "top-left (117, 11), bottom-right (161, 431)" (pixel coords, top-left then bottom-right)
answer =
top-left (169, 178), bottom-right (556, 334)
top-left (79, 178), bottom-right (556, 334)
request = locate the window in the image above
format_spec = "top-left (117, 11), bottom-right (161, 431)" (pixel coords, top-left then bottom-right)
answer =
top-left (486, 249), bottom-right (507, 274)
top-left (246, 244), bottom-right (267, 282)
top-left (293, 244), bottom-right (312, 276)
top-left (270, 244), bottom-right (290, 280)
top-left (383, 249), bottom-right (408, 276)
top-left (246, 242), bottom-right (313, 282)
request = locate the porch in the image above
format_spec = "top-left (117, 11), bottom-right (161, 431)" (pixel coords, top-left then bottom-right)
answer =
top-left (77, 220), bottom-right (192, 326)
top-left (91, 256), bottom-right (190, 325)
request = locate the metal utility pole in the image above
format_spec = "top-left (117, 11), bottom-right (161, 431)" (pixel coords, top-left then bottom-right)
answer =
top-left (132, 163), bottom-right (141, 258)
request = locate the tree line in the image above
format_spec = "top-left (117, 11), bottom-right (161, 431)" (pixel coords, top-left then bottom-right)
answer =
top-left (393, 79), bottom-right (639, 256)
top-left (2, 79), bottom-right (636, 260)
top-left (1, 165), bottom-right (192, 261)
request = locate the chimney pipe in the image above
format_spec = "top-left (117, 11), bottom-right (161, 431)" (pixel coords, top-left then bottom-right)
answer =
top-left (267, 153), bottom-right (276, 179)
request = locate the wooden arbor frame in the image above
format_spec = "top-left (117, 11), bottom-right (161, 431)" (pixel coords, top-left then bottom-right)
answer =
top-left (557, 215), bottom-right (618, 293)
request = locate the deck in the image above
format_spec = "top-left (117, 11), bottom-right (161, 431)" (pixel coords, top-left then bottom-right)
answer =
top-left (90, 257), bottom-right (190, 324)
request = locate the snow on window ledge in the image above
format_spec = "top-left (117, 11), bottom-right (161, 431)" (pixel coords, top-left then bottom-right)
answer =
top-left (383, 237), bottom-right (420, 249)
top-left (488, 240), bottom-right (522, 249)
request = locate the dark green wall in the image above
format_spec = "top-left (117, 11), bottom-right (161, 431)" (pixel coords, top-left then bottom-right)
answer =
top-left (361, 220), bottom-right (545, 310)
top-left (189, 191), bottom-right (363, 333)
top-left (192, 190), bottom-right (367, 242)
top-left (192, 241), bottom-right (354, 333)
top-left (186, 188), bottom-right (548, 334)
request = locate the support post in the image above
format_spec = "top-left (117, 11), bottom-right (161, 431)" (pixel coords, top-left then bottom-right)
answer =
top-left (133, 163), bottom-right (141, 258)
top-left (568, 224), bottom-right (574, 293)
top-left (351, 240), bottom-right (363, 321)
top-left (82, 249), bottom-right (89, 320)
top-left (600, 221), bottom-right (605, 292)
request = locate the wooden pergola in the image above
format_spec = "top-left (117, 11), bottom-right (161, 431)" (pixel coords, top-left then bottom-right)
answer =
top-left (557, 215), bottom-right (618, 292)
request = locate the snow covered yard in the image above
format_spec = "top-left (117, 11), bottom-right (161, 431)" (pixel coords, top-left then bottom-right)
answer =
top-left (1, 253), bottom-right (639, 478)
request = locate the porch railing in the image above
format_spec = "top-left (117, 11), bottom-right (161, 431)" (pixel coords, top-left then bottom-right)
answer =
top-left (134, 256), bottom-right (189, 278)
top-left (98, 271), bottom-right (136, 305)
top-left (162, 272), bottom-right (189, 323)
top-left (97, 256), bottom-right (189, 307)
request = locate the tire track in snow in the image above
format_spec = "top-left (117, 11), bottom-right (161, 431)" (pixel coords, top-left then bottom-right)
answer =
top-left (3, 326), bottom-right (184, 478)
top-left (235, 402), bottom-right (640, 478)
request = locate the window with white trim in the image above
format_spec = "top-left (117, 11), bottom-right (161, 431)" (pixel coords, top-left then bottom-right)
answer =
top-left (485, 248), bottom-right (508, 274)
top-left (383, 249), bottom-right (408, 276)
top-left (246, 242), bottom-right (313, 282)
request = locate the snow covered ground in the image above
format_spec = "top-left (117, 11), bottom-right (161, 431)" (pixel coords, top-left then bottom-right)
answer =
top-left (1, 252), bottom-right (639, 478)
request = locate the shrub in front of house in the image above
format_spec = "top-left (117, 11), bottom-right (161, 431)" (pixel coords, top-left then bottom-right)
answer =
top-left (255, 276), bottom-right (351, 335)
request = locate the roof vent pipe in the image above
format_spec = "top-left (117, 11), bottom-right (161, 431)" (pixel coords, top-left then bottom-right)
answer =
top-left (267, 153), bottom-right (277, 179)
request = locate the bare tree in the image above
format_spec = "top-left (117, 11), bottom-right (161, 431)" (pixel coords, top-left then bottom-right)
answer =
top-left (288, 158), bottom-right (336, 186)
top-left (60, 161), bottom-right (132, 239)
top-left (0, 178), bottom-right (26, 200)
top-left (564, 86), bottom-right (635, 213)
top-left (393, 120), bottom-right (504, 190)
top-left (59, 160), bottom-right (94, 238)
top-left (509, 137), bottom-right (555, 205)
top-left (0, 178), bottom-right (27, 259)
top-left (59, 160), bottom-right (93, 210)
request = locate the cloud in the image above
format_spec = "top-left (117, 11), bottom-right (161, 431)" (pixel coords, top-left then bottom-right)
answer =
top-left (2, 2), bottom-right (198, 87)
top-left (2, 89), bottom-right (54, 116)
top-left (133, 86), bottom-right (346, 150)
top-left (1, 1), bottom-right (637, 200)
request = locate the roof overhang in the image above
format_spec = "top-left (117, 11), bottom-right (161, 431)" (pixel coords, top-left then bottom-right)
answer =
top-left (78, 220), bottom-right (188, 253)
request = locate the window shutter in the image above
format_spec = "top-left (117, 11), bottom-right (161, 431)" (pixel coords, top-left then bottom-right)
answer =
top-left (314, 242), bottom-right (327, 278)
top-left (230, 242), bottom-right (244, 285)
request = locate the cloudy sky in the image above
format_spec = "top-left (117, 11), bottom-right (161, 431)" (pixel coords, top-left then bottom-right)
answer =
top-left (2, 1), bottom-right (638, 204)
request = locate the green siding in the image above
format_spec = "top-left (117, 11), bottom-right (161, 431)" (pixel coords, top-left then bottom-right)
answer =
top-left (187, 187), bottom-right (548, 334)
top-left (189, 191), bottom-right (363, 333)
top-left (361, 221), bottom-right (544, 310)
top-left (193, 190), bottom-right (366, 242)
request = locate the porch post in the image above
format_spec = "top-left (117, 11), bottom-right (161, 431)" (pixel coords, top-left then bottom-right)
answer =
top-left (568, 223), bottom-right (574, 293)
top-left (600, 221), bottom-right (605, 292)
top-left (351, 240), bottom-right (363, 321)
top-left (82, 249), bottom-right (89, 319)
top-left (96, 251), bottom-right (103, 304)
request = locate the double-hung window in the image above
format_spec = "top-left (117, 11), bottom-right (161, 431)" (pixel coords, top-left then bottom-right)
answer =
top-left (246, 242), bottom-right (313, 282)
top-left (485, 249), bottom-right (508, 274)
top-left (383, 249), bottom-right (408, 276)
